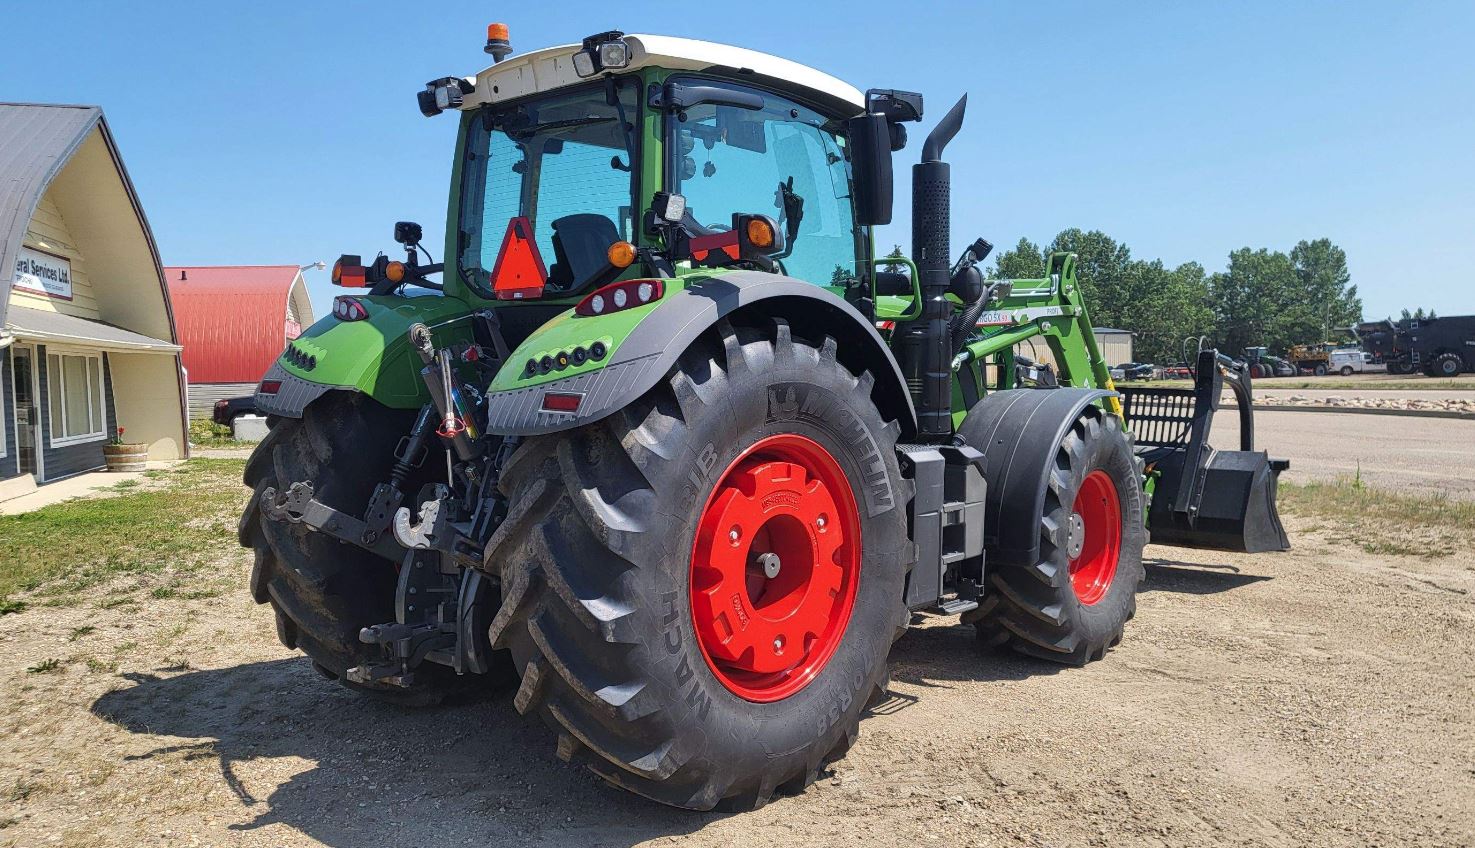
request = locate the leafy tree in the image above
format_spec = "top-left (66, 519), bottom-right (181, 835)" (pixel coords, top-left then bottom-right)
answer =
top-left (1287, 238), bottom-right (1361, 342)
top-left (879, 244), bottom-right (908, 273)
top-left (988, 237), bottom-right (1046, 279)
top-left (1399, 307), bottom-right (1437, 322)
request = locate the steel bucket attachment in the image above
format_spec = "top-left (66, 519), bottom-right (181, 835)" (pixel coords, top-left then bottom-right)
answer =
top-left (1120, 350), bottom-right (1291, 554)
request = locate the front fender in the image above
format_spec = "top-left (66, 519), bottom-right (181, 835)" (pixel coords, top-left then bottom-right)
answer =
top-left (956, 387), bottom-right (1116, 567)
top-left (483, 271), bottom-right (917, 437)
top-left (255, 294), bottom-right (477, 418)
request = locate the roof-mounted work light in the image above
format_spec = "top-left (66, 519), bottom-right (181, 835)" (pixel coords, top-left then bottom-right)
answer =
top-left (572, 31), bottom-right (631, 78)
top-left (418, 76), bottom-right (475, 117)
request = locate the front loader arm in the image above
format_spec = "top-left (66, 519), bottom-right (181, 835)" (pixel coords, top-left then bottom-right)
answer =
top-left (952, 252), bottom-right (1120, 427)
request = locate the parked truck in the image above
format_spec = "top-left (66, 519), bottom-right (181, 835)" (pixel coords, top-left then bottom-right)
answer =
top-left (1356, 315), bottom-right (1474, 376)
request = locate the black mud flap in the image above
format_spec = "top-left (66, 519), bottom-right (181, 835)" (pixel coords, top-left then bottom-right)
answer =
top-left (1121, 349), bottom-right (1290, 554)
top-left (1147, 449), bottom-right (1290, 553)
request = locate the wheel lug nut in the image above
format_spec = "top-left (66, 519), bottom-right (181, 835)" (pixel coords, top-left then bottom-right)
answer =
top-left (816, 515), bottom-right (827, 531)
top-left (728, 527), bottom-right (741, 545)
top-left (773, 636), bottom-right (785, 654)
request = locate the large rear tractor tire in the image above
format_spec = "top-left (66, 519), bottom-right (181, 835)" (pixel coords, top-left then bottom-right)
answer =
top-left (485, 320), bottom-right (911, 810)
top-left (239, 392), bottom-right (511, 706)
top-left (1432, 353), bottom-right (1463, 378)
top-left (961, 407), bottom-right (1147, 665)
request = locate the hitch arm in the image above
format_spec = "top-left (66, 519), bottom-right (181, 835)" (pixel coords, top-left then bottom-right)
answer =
top-left (260, 481), bottom-right (406, 561)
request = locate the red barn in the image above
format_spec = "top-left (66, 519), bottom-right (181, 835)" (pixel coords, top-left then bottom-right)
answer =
top-left (165, 265), bottom-right (314, 416)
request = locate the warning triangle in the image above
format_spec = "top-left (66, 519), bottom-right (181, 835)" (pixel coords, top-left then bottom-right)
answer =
top-left (490, 216), bottom-right (547, 299)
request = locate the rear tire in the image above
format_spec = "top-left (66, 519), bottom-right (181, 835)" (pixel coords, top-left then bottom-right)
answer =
top-left (485, 320), bottom-right (910, 810)
top-left (1432, 353), bottom-right (1463, 378)
top-left (239, 392), bottom-right (512, 706)
top-left (1314, 363), bottom-right (1328, 376)
top-left (961, 406), bottom-right (1146, 665)
top-left (1340, 366), bottom-right (1354, 376)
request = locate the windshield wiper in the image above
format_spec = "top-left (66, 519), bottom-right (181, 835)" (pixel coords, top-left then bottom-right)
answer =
top-left (507, 115), bottom-right (614, 138)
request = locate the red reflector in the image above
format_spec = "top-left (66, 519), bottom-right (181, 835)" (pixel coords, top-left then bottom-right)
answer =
top-left (540, 392), bottom-right (582, 413)
top-left (337, 267), bottom-right (368, 287)
top-left (491, 216), bottom-right (547, 299)
top-left (259, 380), bottom-right (282, 394)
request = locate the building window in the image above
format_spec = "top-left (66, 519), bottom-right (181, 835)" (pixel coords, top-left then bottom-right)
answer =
top-left (46, 351), bottom-right (106, 446)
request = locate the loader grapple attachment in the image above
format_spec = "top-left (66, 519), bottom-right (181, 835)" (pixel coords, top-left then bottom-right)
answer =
top-left (1121, 350), bottom-right (1290, 554)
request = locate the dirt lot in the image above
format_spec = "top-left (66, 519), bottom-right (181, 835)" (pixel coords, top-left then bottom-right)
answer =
top-left (1, 449), bottom-right (1473, 846)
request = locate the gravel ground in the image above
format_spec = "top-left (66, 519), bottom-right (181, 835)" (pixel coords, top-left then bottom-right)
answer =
top-left (1, 512), bottom-right (1470, 848)
top-left (1214, 409), bottom-right (1475, 501)
top-left (2, 413), bottom-right (1472, 847)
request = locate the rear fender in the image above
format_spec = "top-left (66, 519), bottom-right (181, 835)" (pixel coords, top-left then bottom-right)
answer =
top-left (254, 295), bottom-right (478, 418)
top-left (482, 271), bottom-right (917, 437)
top-left (956, 388), bottom-right (1116, 567)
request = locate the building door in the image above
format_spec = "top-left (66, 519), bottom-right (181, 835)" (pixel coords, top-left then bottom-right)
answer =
top-left (11, 346), bottom-right (39, 476)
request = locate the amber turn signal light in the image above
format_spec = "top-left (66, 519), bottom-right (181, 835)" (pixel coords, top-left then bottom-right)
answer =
top-left (607, 241), bottom-right (637, 269)
top-left (385, 261), bottom-right (406, 283)
top-left (745, 218), bottom-right (775, 249)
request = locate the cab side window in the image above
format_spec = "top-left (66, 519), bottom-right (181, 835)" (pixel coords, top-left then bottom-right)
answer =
top-left (669, 80), bottom-right (859, 288)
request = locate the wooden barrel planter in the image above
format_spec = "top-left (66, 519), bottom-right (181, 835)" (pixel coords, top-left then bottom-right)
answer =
top-left (103, 443), bottom-right (148, 472)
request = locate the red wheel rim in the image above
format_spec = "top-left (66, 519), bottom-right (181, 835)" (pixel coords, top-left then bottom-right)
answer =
top-left (690, 434), bottom-right (861, 702)
top-left (1068, 470), bottom-right (1123, 605)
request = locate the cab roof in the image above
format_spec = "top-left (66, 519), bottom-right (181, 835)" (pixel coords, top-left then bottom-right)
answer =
top-left (463, 33), bottom-right (866, 117)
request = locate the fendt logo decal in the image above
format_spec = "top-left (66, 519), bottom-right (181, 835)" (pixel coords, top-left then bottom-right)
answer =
top-left (766, 385), bottom-right (895, 517)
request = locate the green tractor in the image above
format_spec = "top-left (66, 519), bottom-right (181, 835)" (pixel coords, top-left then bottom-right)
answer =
top-left (241, 29), bottom-right (1289, 810)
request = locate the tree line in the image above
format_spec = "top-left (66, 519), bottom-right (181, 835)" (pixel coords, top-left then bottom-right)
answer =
top-left (884, 231), bottom-right (1362, 365)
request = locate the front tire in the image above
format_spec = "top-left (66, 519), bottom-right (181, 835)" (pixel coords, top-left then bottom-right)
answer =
top-left (485, 320), bottom-right (910, 810)
top-left (961, 406), bottom-right (1147, 665)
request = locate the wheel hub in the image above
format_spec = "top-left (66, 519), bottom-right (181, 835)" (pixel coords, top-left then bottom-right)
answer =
top-left (690, 434), bottom-right (861, 702)
top-left (1067, 470), bottom-right (1123, 606)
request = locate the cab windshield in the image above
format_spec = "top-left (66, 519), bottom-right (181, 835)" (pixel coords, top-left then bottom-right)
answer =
top-left (458, 79), bottom-right (639, 297)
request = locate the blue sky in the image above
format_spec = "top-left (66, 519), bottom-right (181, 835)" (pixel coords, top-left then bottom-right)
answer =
top-left (4, 1), bottom-right (1471, 325)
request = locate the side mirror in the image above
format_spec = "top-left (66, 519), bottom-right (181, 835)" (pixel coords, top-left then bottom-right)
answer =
top-left (847, 114), bottom-right (894, 226)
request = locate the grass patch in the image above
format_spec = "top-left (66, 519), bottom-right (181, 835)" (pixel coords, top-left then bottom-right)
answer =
top-left (1278, 477), bottom-right (1475, 558)
top-left (26, 658), bottom-right (62, 674)
top-left (0, 459), bottom-right (248, 602)
top-left (0, 597), bottom-right (25, 615)
top-left (67, 625), bottom-right (96, 642)
top-left (188, 417), bottom-right (253, 449)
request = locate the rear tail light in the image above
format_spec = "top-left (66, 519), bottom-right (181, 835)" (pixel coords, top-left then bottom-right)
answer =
top-left (333, 296), bottom-right (370, 321)
top-left (259, 380), bottom-right (282, 394)
top-left (541, 392), bottom-right (582, 413)
top-left (575, 279), bottom-right (663, 317)
top-left (332, 255), bottom-right (368, 287)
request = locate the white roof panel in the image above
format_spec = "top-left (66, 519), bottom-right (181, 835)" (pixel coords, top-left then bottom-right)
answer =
top-left (465, 33), bottom-right (865, 114)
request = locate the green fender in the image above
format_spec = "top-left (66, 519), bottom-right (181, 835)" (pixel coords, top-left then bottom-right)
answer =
top-left (254, 293), bottom-right (479, 418)
top-left (483, 270), bottom-right (917, 438)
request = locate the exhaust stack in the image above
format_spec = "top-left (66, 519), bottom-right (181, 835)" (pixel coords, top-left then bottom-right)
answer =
top-left (903, 95), bottom-right (968, 438)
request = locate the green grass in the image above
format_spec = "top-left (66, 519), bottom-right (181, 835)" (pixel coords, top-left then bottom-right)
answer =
top-left (188, 417), bottom-right (253, 449)
top-left (1278, 477), bottom-right (1475, 558)
top-left (0, 459), bottom-right (249, 605)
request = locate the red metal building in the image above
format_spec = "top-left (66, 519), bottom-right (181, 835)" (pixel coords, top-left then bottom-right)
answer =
top-left (165, 265), bottom-right (314, 415)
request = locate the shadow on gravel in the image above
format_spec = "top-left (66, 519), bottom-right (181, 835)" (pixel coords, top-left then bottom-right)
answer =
top-left (886, 621), bottom-right (1063, 688)
top-left (91, 659), bottom-right (720, 847)
top-left (1142, 557), bottom-right (1274, 595)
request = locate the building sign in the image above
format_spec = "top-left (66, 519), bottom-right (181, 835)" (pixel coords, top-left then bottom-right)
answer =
top-left (12, 246), bottom-right (73, 300)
